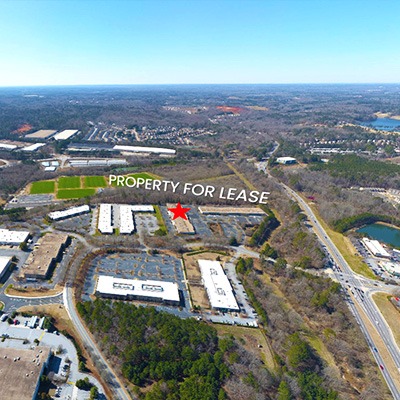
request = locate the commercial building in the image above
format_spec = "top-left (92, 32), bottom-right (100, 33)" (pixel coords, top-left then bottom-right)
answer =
top-left (381, 262), bottom-right (400, 277)
top-left (361, 238), bottom-right (391, 258)
top-left (0, 347), bottom-right (51, 400)
top-left (167, 203), bottom-right (195, 234)
top-left (120, 205), bottom-right (135, 234)
top-left (198, 206), bottom-right (265, 215)
top-left (22, 233), bottom-right (70, 280)
top-left (48, 205), bottom-right (90, 221)
top-left (96, 275), bottom-right (180, 305)
top-left (0, 256), bottom-right (12, 281)
top-left (53, 129), bottom-right (79, 141)
top-left (0, 228), bottom-right (30, 245)
top-left (198, 259), bottom-right (239, 312)
top-left (98, 204), bottom-right (113, 234)
top-left (68, 158), bottom-right (128, 167)
top-left (25, 129), bottom-right (57, 140)
top-left (113, 145), bottom-right (176, 155)
top-left (0, 143), bottom-right (17, 150)
top-left (20, 143), bottom-right (46, 152)
top-left (276, 156), bottom-right (297, 165)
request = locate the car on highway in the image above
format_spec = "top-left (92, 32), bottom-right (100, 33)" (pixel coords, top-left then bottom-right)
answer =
top-left (379, 365), bottom-right (384, 371)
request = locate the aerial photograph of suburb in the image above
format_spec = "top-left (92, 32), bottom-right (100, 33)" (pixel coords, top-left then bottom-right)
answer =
top-left (0, 0), bottom-right (400, 399)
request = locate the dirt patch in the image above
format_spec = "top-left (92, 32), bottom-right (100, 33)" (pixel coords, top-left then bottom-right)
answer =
top-left (209, 222), bottom-right (224, 236)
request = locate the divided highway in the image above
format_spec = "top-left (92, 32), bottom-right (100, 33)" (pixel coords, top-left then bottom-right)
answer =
top-left (281, 184), bottom-right (400, 399)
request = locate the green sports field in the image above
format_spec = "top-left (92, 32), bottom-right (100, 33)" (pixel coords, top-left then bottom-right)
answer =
top-left (30, 180), bottom-right (55, 194)
top-left (84, 175), bottom-right (107, 188)
top-left (57, 188), bottom-right (96, 199)
top-left (58, 176), bottom-right (81, 189)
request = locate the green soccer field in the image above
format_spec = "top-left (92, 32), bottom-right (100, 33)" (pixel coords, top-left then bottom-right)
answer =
top-left (84, 175), bottom-right (107, 188)
top-left (30, 180), bottom-right (56, 194)
top-left (57, 188), bottom-right (96, 199)
top-left (58, 176), bottom-right (81, 189)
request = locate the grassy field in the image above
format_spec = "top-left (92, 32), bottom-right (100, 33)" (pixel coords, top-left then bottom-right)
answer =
top-left (57, 188), bottom-right (96, 199)
top-left (84, 175), bottom-right (107, 188)
top-left (30, 180), bottom-right (55, 194)
top-left (58, 176), bottom-right (81, 189)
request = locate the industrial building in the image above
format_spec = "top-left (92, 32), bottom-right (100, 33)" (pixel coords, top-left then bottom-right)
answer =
top-left (0, 256), bottom-right (12, 281)
top-left (0, 346), bottom-right (51, 400)
top-left (198, 259), bottom-right (239, 312)
top-left (67, 158), bottom-right (128, 167)
top-left (276, 156), bottom-right (297, 165)
top-left (22, 233), bottom-right (70, 280)
top-left (198, 206), bottom-right (265, 215)
top-left (0, 228), bottom-right (30, 245)
top-left (381, 262), bottom-right (400, 277)
top-left (96, 275), bottom-right (180, 305)
top-left (48, 205), bottom-right (90, 221)
top-left (167, 203), bottom-right (195, 234)
top-left (0, 143), bottom-right (18, 150)
top-left (20, 143), bottom-right (46, 152)
top-left (25, 129), bottom-right (57, 140)
top-left (119, 205), bottom-right (135, 234)
top-left (53, 129), bottom-right (79, 141)
top-left (361, 238), bottom-right (391, 258)
top-left (113, 145), bottom-right (176, 155)
top-left (98, 204), bottom-right (113, 234)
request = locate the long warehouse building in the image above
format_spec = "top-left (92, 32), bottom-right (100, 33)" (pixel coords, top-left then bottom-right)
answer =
top-left (96, 275), bottom-right (180, 305)
top-left (98, 204), bottom-right (113, 234)
top-left (0, 256), bottom-right (12, 281)
top-left (361, 238), bottom-right (391, 258)
top-left (198, 259), bottom-right (239, 312)
top-left (0, 229), bottom-right (30, 245)
top-left (113, 145), bottom-right (176, 155)
top-left (48, 205), bottom-right (90, 221)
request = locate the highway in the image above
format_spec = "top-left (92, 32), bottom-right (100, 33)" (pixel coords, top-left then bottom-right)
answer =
top-left (63, 286), bottom-right (132, 400)
top-left (281, 183), bottom-right (400, 399)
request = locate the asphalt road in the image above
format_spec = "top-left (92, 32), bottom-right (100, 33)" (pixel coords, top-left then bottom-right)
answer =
top-left (282, 183), bottom-right (400, 399)
top-left (63, 286), bottom-right (132, 400)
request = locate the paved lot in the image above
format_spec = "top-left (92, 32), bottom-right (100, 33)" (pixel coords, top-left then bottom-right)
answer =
top-left (83, 252), bottom-right (192, 310)
top-left (0, 321), bottom-right (105, 399)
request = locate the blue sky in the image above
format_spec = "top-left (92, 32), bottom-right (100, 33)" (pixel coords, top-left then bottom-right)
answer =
top-left (0, 0), bottom-right (399, 86)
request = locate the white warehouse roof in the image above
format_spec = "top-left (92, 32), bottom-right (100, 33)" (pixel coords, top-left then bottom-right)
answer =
top-left (113, 145), bottom-right (176, 155)
top-left (0, 143), bottom-right (17, 150)
top-left (98, 204), bottom-right (113, 234)
top-left (21, 143), bottom-right (45, 152)
top-left (96, 275), bottom-right (180, 303)
top-left (48, 205), bottom-right (90, 221)
top-left (0, 229), bottom-right (29, 245)
top-left (119, 205), bottom-right (135, 234)
top-left (53, 130), bottom-right (79, 141)
top-left (130, 205), bottom-right (154, 212)
top-left (198, 260), bottom-right (239, 311)
top-left (362, 238), bottom-right (391, 258)
top-left (0, 256), bottom-right (12, 279)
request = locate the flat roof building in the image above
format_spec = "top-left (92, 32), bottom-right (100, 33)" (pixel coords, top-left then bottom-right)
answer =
top-left (276, 156), bottom-right (297, 165)
top-left (22, 233), bottom-right (69, 280)
top-left (0, 346), bottom-right (51, 400)
top-left (198, 259), bottom-right (239, 311)
top-left (98, 204), bottom-right (113, 234)
top-left (96, 275), bottom-right (180, 305)
top-left (25, 129), bottom-right (57, 139)
top-left (198, 206), bottom-right (265, 215)
top-left (53, 129), bottom-right (79, 141)
top-left (20, 143), bottom-right (46, 152)
top-left (381, 261), bottom-right (400, 277)
top-left (113, 145), bottom-right (176, 155)
top-left (0, 229), bottom-right (30, 245)
top-left (120, 205), bottom-right (135, 234)
top-left (48, 205), bottom-right (90, 221)
top-left (361, 238), bottom-right (391, 258)
top-left (0, 256), bottom-right (12, 281)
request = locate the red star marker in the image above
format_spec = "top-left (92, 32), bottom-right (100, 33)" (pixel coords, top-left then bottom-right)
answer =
top-left (168, 202), bottom-right (191, 220)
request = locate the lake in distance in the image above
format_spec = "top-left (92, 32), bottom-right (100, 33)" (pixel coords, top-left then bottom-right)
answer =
top-left (357, 223), bottom-right (400, 248)
top-left (358, 117), bottom-right (400, 132)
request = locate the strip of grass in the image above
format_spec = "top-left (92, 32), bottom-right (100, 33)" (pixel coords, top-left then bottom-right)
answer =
top-left (308, 203), bottom-right (377, 280)
top-left (57, 188), bottom-right (96, 199)
top-left (58, 176), bottom-right (81, 189)
top-left (30, 180), bottom-right (55, 194)
top-left (372, 292), bottom-right (400, 348)
top-left (154, 205), bottom-right (167, 235)
top-left (84, 175), bottom-right (107, 188)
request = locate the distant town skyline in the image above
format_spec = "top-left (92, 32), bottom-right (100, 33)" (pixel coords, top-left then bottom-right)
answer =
top-left (0, 0), bottom-right (399, 86)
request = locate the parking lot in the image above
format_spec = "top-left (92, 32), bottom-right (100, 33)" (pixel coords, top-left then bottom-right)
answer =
top-left (83, 252), bottom-right (192, 310)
